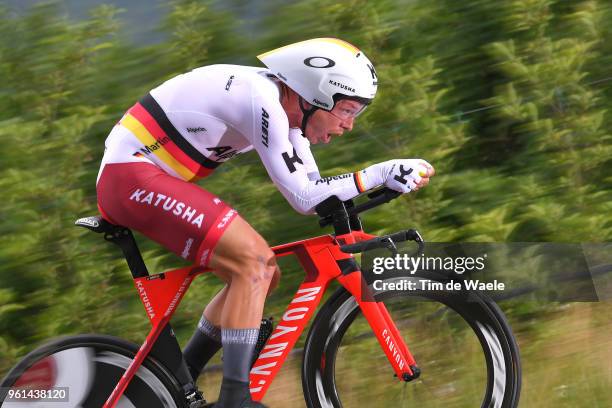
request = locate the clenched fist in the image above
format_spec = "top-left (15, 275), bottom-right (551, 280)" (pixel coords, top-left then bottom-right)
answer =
top-left (379, 159), bottom-right (435, 193)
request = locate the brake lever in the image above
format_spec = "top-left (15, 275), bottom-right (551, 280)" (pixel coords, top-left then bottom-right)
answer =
top-left (381, 236), bottom-right (398, 256)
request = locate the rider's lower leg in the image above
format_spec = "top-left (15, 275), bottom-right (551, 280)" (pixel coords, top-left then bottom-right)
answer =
top-left (205, 217), bottom-right (277, 407)
top-left (184, 259), bottom-right (281, 382)
top-left (183, 311), bottom-right (223, 380)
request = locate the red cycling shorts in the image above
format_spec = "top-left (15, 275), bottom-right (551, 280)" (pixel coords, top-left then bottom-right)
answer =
top-left (97, 162), bottom-right (239, 267)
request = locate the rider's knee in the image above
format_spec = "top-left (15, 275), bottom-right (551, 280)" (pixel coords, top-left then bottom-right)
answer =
top-left (230, 239), bottom-right (276, 288)
top-left (267, 266), bottom-right (281, 295)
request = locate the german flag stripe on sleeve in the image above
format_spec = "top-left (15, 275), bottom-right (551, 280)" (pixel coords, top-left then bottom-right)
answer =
top-left (353, 171), bottom-right (366, 193)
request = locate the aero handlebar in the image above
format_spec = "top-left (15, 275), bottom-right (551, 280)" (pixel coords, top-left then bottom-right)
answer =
top-left (339, 229), bottom-right (424, 255)
top-left (315, 187), bottom-right (424, 255)
top-left (317, 187), bottom-right (401, 228)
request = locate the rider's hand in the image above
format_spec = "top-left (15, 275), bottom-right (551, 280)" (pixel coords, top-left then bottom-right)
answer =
top-left (383, 159), bottom-right (435, 193)
top-left (360, 159), bottom-right (435, 194)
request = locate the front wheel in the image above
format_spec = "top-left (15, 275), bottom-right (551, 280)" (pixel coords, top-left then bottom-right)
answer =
top-left (302, 272), bottom-right (521, 408)
top-left (0, 334), bottom-right (184, 407)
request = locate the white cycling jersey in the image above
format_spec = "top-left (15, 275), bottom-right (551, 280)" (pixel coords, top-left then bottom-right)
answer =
top-left (99, 64), bottom-right (382, 214)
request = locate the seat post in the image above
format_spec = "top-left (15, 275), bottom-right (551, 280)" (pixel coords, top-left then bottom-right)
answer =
top-left (104, 227), bottom-right (149, 278)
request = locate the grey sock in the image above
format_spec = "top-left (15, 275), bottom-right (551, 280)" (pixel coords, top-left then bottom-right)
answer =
top-left (221, 327), bottom-right (259, 382)
top-left (198, 314), bottom-right (222, 342)
top-left (183, 315), bottom-right (222, 380)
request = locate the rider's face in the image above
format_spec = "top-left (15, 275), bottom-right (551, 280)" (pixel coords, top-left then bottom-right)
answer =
top-left (305, 100), bottom-right (365, 144)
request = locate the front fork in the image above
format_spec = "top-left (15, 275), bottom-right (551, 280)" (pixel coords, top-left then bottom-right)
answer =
top-left (337, 269), bottom-right (420, 381)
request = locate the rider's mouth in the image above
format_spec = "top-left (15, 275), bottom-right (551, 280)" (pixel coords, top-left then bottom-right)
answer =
top-left (324, 132), bottom-right (342, 143)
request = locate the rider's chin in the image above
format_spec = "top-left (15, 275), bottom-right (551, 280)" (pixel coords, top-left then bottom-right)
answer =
top-left (305, 131), bottom-right (318, 144)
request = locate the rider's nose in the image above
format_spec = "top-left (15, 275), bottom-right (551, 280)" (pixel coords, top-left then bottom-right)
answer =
top-left (341, 117), bottom-right (354, 131)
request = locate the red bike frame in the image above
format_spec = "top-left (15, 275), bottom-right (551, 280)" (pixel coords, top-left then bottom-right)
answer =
top-left (104, 229), bottom-right (419, 407)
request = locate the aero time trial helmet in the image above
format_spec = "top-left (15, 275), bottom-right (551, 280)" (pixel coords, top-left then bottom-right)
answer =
top-left (257, 38), bottom-right (378, 116)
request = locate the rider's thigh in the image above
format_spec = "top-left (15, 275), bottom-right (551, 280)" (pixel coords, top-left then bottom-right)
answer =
top-left (97, 162), bottom-right (238, 267)
top-left (209, 216), bottom-right (277, 286)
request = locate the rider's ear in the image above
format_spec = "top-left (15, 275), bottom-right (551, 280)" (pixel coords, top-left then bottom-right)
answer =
top-left (279, 82), bottom-right (290, 100)
top-left (282, 85), bottom-right (310, 107)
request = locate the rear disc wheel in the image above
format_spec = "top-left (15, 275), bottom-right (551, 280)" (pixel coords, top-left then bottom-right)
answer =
top-left (0, 334), bottom-right (184, 407)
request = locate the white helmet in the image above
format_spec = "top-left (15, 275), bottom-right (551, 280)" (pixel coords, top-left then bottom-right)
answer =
top-left (257, 38), bottom-right (378, 112)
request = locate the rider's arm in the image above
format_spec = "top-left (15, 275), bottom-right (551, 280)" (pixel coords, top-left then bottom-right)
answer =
top-left (289, 129), bottom-right (320, 181)
top-left (251, 105), bottom-right (384, 214)
top-left (258, 140), bottom-right (364, 214)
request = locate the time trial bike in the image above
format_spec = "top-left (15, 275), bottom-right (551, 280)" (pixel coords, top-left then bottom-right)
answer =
top-left (0, 188), bottom-right (521, 407)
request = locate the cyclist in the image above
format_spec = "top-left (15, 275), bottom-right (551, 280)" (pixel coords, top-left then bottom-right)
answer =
top-left (96, 37), bottom-right (435, 408)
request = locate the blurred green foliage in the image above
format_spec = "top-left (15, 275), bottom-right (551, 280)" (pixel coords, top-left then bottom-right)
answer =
top-left (0, 0), bottom-right (611, 399)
